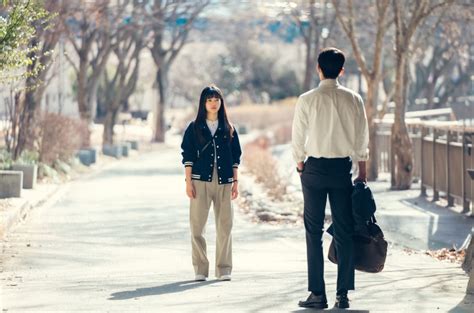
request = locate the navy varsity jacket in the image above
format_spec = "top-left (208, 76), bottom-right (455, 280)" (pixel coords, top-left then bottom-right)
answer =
top-left (181, 121), bottom-right (242, 184)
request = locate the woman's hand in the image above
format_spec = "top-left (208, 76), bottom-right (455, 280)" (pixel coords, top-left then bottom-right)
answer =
top-left (186, 181), bottom-right (196, 199)
top-left (231, 181), bottom-right (239, 200)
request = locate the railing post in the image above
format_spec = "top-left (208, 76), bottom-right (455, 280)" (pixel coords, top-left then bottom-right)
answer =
top-left (447, 130), bottom-right (454, 207)
top-left (432, 128), bottom-right (439, 202)
top-left (462, 132), bottom-right (471, 213)
top-left (421, 126), bottom-right (428, 197)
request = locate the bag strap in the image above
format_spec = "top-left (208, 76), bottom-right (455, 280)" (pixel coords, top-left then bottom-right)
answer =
top-left (370, 215), bottom-right (378, 224)
top-left (197, 140), bottom-right (213, 159)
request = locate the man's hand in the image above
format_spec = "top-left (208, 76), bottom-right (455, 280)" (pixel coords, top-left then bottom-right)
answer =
top-left (354, 161), bottom-right (367, 183)
top-left (231, 181), bottom-right (239, 200)
top-left (296, 161), bottom-right (305, 176)
top-left (354, 175), bottom-right (367, 183)
top-left (186, 181), bottom-right (196, 199)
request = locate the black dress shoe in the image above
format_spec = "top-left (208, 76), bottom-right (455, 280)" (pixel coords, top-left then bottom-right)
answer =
top-left (335, 292), bottom-right (350, 309)
top-left (298, 292), bottom-right (328, 309)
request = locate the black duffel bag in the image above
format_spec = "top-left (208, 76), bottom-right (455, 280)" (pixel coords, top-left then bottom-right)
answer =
top-left (328, 216), bottom-right (387, 273)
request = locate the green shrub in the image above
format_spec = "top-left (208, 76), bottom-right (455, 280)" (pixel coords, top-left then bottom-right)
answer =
top-left (0, 149), bottom-right (13, 170)
top-left (38, 163), bottom-right (58, 181)
top-left (16, 150), bottom-right (39, 165)
top-left (53, 159), bottom-right (72, 175)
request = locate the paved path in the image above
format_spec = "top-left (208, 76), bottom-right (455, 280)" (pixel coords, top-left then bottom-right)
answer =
top-left (1, 146), bottom-right (472, 312)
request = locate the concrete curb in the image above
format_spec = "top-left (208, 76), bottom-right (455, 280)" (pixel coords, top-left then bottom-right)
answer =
top-left (0, 185), bottom-right (61, 240)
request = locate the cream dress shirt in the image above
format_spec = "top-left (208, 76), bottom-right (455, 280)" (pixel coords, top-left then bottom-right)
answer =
top-left (291, 79), bottom-right (369, 163)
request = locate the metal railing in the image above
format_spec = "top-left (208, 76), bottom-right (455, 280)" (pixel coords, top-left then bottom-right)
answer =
top-left (375, 121), bottom-right (474, 213)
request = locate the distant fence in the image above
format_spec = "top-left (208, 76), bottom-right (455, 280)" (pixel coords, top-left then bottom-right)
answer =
top-left (375, 120), bottom-right (474, 213)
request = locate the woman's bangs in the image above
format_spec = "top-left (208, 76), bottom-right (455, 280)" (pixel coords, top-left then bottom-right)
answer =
top-left (202, 85), bottom-right (222, 100)
top-left (204, 89), bottom-right (221, 101)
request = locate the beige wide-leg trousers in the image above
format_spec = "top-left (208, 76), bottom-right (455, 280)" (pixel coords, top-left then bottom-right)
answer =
top-left (190, 168), bottom-right (233, 278)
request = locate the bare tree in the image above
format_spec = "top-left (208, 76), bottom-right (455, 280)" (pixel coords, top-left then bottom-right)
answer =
top-left (409, 5), bottom-right (473, 109)
top-left (332, 0), bottom-right (392, 181)
top-left (101, 1), bottom-right (145, 146)
top-left (63, 0), bottom-right (123, 146)
top-left (291, 0), bottom-right (336, 91)
top-left (390, 0), bottom-right (454, 190)
top-left (148, 0), bottom-right (210, 142)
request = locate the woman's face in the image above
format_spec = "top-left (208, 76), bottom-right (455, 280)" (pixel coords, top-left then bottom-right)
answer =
top-left (205, 96), bottom-right (221, 115)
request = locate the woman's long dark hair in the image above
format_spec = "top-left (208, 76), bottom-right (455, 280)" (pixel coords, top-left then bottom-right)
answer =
top-left (194, 85), bottom-right (233, 145)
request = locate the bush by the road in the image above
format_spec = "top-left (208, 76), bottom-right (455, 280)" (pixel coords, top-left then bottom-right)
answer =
top-left (38, 113), bottom-right (88, 166)
top-left (242, 136), bottom-right (287, 201)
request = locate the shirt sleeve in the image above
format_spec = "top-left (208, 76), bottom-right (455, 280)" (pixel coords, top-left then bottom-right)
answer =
top-left (181, 123), bottom-right (197, 167)
top-left (231, 127), bottom-right (242, 168)
top-left (352, 95), bottom-right (369, 162)
top-left (291, 96), bottom-right (308, 163)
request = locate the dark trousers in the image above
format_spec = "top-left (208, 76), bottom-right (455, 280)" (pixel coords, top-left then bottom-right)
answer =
top-left (301, 157), bottom-right (355, 295)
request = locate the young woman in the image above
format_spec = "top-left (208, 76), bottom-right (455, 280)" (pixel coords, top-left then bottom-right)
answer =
top-left (181, 85), bottom-right (242, 282)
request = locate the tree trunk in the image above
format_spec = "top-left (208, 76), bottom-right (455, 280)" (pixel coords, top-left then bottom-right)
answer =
top-left (14, 37), bottom-right (47, 159)
top-left (153, 67), bottom-right (168, 142)
top-left (77, 59), bottom-right (89, 120)
top-left (14, 75), bottom-right (43, 159)
top-left (426, 81), bottom-right (436, 109)
top-left (391, 53), bottom-right (413, 190)
top-left (309, 27), bottom-right (320, 89)
top-left (302, 0), bottom-right (319, 92)
top-left (14, 95), bottom-right (34, 159)
top-left (365, 79), bottom-right (379, 181)
top-left (8, 91), bottom-right (22, 153)
top-left (368, 125), bottom-right (378, 181)
top-left (303, 36), bottom-right (314, 91)
top-left (77, 57), bottom-right (93, 148)
top-left (102, 109), bottom-right (117, 146)
top-left (89, 80), bottom-right (99, 123)
top-left (462, 233), bottom-right (474, 294)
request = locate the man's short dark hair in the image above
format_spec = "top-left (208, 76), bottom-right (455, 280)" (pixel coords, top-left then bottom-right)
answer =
top-left (317, 48), bottom-right (345, 79)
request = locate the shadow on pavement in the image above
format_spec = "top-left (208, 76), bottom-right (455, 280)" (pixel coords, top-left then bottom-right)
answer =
top-left (447, 294), bottom-right (474, 313)
top-left (403, 196), bottom-right (473, 250)
top-left (376, 192), bottom-right (473, 250)
top-left (290, 309), bottom-right (369, 313)
top-left (108, 280), bottom-right (219, 300)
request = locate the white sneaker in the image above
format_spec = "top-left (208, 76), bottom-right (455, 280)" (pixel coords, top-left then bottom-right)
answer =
top-left (195, 274), bottom-right (207, 281)
top-left (218, 275), bottom-right (231, 281)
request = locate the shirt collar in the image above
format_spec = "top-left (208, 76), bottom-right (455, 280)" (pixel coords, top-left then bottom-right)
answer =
top-left (206, 119), bottom-right (219, 125)
top-left (318, 79), bottom-right (339, 88)
top-left (200, 120), bottom-right (223, 132)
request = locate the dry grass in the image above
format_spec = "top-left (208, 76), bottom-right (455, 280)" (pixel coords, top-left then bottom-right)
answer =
top-left (272, 122), bottom-right (293, 145)
top-left (228, 99), bottom-right (296, 131)
top-left (242, 135), bottom-right (287, 200)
